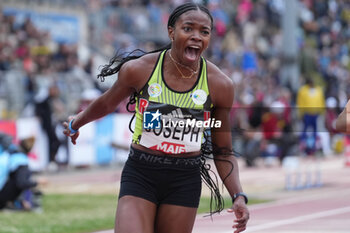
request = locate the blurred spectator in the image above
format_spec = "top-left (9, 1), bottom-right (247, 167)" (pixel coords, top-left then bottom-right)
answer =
top-left (34, 85), bottom-right (61, 168)
top-left (277, 87), bottom-right (292, 125)
top-left (323, 96), bottom-right (339, 156)
top-left (0, 135), bottom-right (46, 210)
top-left (260, 100), bottom-right (286, 166)
top-left (242, 95), bottom-right (264, 167)
top-left (242, 46), bottom-right (258, 75)
top-left (325, 96), bottom-right (338, 135)
top-left (297, 77), bottom-right (325, 155)
top-left (261, 101), bottom-right (285, 141)
top-left (236, 0), bottom-right (253, 25)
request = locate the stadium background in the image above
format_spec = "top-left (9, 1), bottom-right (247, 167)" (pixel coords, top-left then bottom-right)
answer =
top-left (1, 1), bottom-right (350, 233)
top-left (0, 0), bottom-right (349, 170)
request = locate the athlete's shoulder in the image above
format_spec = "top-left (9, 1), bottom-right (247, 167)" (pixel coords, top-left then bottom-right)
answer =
top-left (118, 51), bottom-right (162, 91)
top-left (121, 51), bottom-right (161, 73)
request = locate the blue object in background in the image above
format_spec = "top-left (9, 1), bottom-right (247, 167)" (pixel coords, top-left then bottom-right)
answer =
top-left (242, 50), bottom-right (258, 73)
top-left (0, 151), bottom-right (10, 190)
top-left (95, 115), bottom-right (114, 165)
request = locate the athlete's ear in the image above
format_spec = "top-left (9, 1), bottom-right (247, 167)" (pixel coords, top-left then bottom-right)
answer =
top-left (168, 26), bottom-right (175, 42)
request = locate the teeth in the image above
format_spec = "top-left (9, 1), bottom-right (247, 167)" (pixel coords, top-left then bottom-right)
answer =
top-left (189, 46), bottom-right (200, 49)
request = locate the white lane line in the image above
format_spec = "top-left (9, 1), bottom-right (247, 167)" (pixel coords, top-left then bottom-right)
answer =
top-left (233, 206), bottom-right (350, 233)
top-left (249, 187), bottom-right (350, 211)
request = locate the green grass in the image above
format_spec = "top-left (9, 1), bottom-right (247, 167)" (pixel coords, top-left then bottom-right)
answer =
top-left (0, 194), bottom-right (269, 233)
top-left (0, 194), bottom-right (117, 233)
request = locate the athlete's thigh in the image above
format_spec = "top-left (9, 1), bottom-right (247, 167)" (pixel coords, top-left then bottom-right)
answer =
top-left (155, 204), bottom-right (197, 233)
top-left (115, 195), bottom-right (157, 233)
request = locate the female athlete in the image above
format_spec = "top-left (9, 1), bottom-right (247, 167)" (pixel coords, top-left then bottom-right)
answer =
top-left (63, 3), bottom-right (249, 233)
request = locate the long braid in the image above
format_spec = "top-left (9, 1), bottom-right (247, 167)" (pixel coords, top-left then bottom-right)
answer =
top-left (97, 46), bottom-right (171, 82)
top-left (199, 131), bottom-right (226, 216)
top-left (200, 128), bottom-right (244, 216)
top-left (97, 49), bottom-right (145, 82)
top-left (126, 92), bottom-right (137, 133)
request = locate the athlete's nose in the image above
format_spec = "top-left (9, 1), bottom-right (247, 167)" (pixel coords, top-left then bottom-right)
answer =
top-left (191, 30), bottom-right (202, 42)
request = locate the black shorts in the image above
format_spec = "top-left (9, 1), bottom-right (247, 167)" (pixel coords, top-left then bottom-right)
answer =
top-left (118, 147), bottom-right (202, 208)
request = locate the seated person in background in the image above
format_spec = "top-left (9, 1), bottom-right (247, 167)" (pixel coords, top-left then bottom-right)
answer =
top-left (335, 99), bottom-right (350, 133)
top-left (0, 135), bottom-right (46, 210)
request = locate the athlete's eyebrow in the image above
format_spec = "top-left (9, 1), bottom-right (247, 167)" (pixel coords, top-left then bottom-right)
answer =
top-left (183, 21), bottom-right (211, 31)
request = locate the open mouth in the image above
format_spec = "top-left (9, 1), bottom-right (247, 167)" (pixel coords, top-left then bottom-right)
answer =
top-left (184, 46), bottom-right (200, 62)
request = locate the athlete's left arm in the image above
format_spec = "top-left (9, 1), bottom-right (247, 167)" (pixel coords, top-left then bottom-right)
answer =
top-left (209, 68), bottom-right (249, 233)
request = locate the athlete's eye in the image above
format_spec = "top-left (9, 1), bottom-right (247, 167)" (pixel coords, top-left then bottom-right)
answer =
top-left (183, 26), bottom-right (192, 32)
top-left (202, 30), bottom-right (210, 35)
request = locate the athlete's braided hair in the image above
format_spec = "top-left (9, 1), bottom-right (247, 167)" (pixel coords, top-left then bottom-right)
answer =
top-left (97, 3), bottom-right (234, 217)
top-left (200, 130), bottom-right (243, 217)
top-left (167, 2), bottom-right (213, 29)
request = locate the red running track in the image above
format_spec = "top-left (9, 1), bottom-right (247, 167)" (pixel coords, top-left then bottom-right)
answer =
top-left (193, 165), bottom-right (350, 233)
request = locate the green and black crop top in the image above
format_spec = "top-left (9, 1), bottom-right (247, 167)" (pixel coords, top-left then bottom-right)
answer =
top-left (132, 50), bottom-right (215, 154)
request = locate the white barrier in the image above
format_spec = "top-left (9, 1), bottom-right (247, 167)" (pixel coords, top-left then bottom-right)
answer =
top-left (0, 113), bottom-right (134, 171)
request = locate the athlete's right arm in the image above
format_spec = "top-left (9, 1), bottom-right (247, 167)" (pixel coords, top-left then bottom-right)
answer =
top-left (335, 99), bottom-right (350, 133)
top-left (63, 54), bottom-right (156, 144)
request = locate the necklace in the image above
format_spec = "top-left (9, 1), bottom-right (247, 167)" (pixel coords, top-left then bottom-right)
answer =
top-left (168, 51), bottom-right (199, 79)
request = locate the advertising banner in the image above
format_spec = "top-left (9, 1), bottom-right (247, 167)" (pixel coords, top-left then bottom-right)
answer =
top-left (3, 7), bottom-right (80, 44)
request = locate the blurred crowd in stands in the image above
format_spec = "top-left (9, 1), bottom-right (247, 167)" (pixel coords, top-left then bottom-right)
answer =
top-left (0, 0), bottom-right (350, 169)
